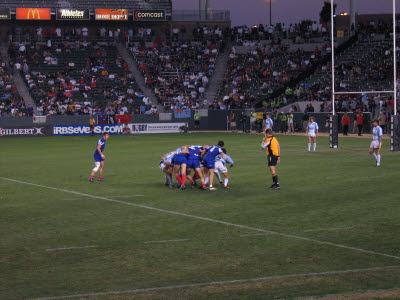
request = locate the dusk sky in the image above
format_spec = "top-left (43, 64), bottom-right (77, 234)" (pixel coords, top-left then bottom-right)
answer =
top-left (172, 0), bottom-right (400, 26)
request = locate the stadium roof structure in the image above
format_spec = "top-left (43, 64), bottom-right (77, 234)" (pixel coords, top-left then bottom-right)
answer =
top-left (1, 0), bottom-right (172, 15)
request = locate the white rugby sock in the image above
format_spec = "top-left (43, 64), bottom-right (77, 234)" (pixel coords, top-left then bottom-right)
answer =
top-left (224, 179), bottom-right (229, 187)
top-left (215, 171), bottom-right (222, 182)
top-left (308, 143), bottom-right (311, 151)
top-left (313, 143), bottom-right (316, 151)
top-left (372, 153), bottom-right (377, 160)
top-left (204, 177), bottom-right (209, 184)
top-left (377, 155), bottom-right (381, 164)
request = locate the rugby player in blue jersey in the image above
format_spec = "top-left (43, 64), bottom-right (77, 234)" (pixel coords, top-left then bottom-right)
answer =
top-left (173, 146), bottom-right (190, 190)
top-left (89, 132), bottom-right (109, 182)
top-left (186, 145), bottom-right (207, 190)
top-left (203, 141), bottom-right (227, 190)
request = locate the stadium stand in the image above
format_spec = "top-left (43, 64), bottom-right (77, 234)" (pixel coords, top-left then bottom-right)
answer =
top-left (9, 41), bottom-right (154, 116)
top-left (129, 39), bottom-right (221, 110)
top-left (0, 59), bottom-right (26, 117)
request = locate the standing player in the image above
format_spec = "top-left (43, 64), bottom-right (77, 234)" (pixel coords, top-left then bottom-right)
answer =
top-left (89, 132), bottom-right (109, 182)
top-left (202, 141), bottom-right (227, 190)
top-left (370, 120), bottom-right (383, 167)
top-left (264, 115), bottom-right (274, 131)
top-left (89, 115), bottom-right (95, 136)
top-left (261, 129), bottom-right (280, 189)
top-left (306, 117), bottom-right (319, 152)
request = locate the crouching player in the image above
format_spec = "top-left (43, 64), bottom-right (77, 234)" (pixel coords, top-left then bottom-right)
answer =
top-left (173, 146), bottom-right (189, 191)
top-left (202, 141), bottom-right (227, 190)
top-left (186, 145), bottom-right (208, 190)
top-left (89, 132), bottom-right (109, 182)
top-left (205, 148), bottom-right (234, 189)
top-left (160, 150), bottom-right (179, 188)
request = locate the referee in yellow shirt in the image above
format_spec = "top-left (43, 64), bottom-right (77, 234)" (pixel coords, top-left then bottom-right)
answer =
top-left (261, 128), bottom-right (281, 189)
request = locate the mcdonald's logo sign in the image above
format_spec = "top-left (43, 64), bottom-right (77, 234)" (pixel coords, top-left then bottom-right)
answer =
top-left (16, 8), bottom-right (51, 20)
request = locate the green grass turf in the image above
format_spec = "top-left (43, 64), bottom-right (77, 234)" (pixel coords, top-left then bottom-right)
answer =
top-left (1, 133), bottom-right (400, 300)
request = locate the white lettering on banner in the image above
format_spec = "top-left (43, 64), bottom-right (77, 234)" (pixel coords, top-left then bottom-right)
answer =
top-left (53, 123), bottom-right (186, 135)
top-left (0, 127), bottom-right (45, 136)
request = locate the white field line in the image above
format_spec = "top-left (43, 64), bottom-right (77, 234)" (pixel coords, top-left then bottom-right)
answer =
top-left (143, 239), bottom-right (189, 244)
top-left (108, 195), bottom-right (145, 198)
top-left (240, 233), bottom-right (271, 237)
top-left (59, 195), bottom-right (145, 201)
top-left (45, 246), bottom-right (97, 252)
top-left (304, 226), bottom-right (355, 232)
top-left (1, 176), bottom-right (400, 261)
top-left (27, 265), bottom-right (400, 300)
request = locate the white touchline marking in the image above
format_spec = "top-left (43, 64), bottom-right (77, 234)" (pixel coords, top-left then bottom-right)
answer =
top-left (144, 239), bottom-right (189, 244)
top-left (26, 265), bottom-right (400, 300)
top-left (1, 176), bottom-right (400, 261)
top-left (240, 233), bottom-right (271, 237)
top-left (45, 246), bottom-right (97, 252)
top-left (304, 227), bottom-right (355, 232)
top-left (109, 195), bottom-right (145, 198)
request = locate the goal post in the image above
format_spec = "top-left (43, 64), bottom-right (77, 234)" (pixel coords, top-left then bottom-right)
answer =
top-left (330, 0), bottom-right (398, 151)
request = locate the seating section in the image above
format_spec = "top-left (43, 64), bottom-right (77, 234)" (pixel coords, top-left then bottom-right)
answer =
top-left (294, 39), bottom-right (398, 112)
top-left (0, 60), bottom-right (25, 117)
top-left (130, 41), bottom-right (218, 108)
top-left (216, 45), bottom-right (323, 109)
top-left (11, 41), bottom-right (146, 115)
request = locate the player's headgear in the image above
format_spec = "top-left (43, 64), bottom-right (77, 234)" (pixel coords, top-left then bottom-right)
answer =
top-left (218, 141), bottom-right (224, 147)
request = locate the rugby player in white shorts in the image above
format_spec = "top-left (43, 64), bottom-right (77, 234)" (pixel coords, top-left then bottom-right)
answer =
top-left (369, 120), bottom-right (383, 167)
top-left (306, 117), bottom-right (319, 152)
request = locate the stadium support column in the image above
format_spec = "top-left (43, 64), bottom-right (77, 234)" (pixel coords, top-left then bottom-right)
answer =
top-left (349, 0), bottom-right (355, 33)
top-left (391, 115), bottom-right (399, 151)
top-left (330, 115), bottom-right (339, 148)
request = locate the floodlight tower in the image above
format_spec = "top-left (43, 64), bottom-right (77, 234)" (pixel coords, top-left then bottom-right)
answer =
top-left (199, 0), bottom-right (211, 20)
top-left (349, 0), bottom-right (355, 32)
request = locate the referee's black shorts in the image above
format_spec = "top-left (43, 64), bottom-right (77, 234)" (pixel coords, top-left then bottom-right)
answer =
top-left (268, 155), bottom-right (278, 167)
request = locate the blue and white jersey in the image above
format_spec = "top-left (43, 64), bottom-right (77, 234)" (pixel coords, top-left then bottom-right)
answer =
top-left (204, 145), bottom-right (223, 161)
top-left (215, 154), bottom-right (234, 165)
top-left (265, 118), bottom-right (274, 129)
top-left (94, 138), bottom-right (106, 155)
top-left (164, 151), bottom-right (179, 163)
top-left (372, 125), bottom-right (383, 141)
top-left (307, 122), bottom-right (319, 134)
top-left (188, 145), bottom-right (203, 160)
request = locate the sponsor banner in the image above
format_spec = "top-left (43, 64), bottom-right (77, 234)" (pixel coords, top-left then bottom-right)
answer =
top-left (16, 8), bottom-right (51, 20)
top-left (0, 126), bottom-right (53, 137)
top-left (174, 109), bottom-right (191, 119)
top-left (0, 8), bottom-right (11, 20)
top-left (53, 123), bottom-right (186, 136)
top-left (95, 9), bottom-right (128, 21)
top-left (56, 8), bottom-right (90, 20)
top-left (133, 9), bottom-right (166, 21)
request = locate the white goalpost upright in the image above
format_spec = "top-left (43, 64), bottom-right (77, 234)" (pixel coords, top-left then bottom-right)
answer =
top-left (330, 0), bottom-right (398, 150)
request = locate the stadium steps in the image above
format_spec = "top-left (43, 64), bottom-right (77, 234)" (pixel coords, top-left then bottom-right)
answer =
top-left (204, 40), bottom-right (232, 104)
top-left (13, 72), bottom-right (36, 110)
top-left (115, 42), bottom-right (161, 111)
top-left (0, 42), bottom-right (36, 110)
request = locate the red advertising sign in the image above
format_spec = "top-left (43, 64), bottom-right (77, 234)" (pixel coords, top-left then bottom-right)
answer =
top-left (95, 9), bottom-right (128, 21)
top-left (16, 8), bottom-right (51, 20)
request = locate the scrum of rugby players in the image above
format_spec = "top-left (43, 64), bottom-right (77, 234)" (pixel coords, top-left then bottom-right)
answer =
top-left (159, 141), bottom-right (234, 191)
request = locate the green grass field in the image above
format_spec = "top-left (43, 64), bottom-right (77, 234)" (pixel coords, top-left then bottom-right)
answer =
top-left (1, 133), bottom-right (400, 300)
